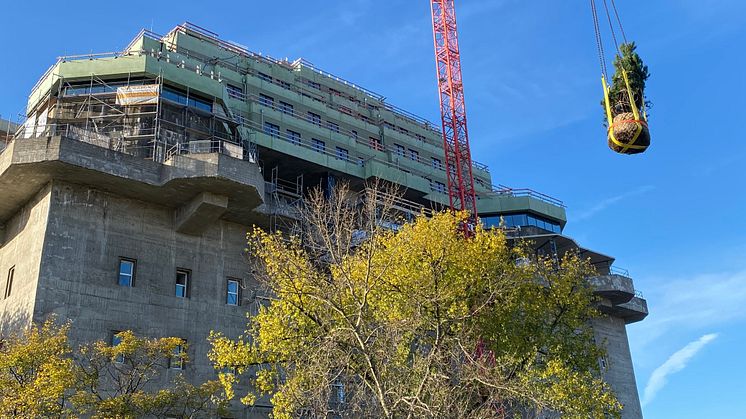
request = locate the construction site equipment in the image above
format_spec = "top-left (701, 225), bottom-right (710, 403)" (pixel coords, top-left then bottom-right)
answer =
top-left (430, 0), bottom-right (478, 224)
top-left (591, 0), bottom-right (651, 155)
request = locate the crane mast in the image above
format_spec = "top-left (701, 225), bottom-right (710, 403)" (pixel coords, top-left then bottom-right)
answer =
top-left (430, 0), bottom-right (478, 222)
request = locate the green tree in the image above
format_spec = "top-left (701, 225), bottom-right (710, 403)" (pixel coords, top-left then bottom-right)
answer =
top-left (209, 185), bottom-right (621, 418)
top-left (606, 42), bottom-right (651, 116)
top-left (0, 318), bottom-right (76, 418)
top-left (73, 331), bottom-right (228, 418)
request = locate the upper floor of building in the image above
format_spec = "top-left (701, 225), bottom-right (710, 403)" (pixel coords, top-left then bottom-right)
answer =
top-left (17, 22), bottom-right (567, 233)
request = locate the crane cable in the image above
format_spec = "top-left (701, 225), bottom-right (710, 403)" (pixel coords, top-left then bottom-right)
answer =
top-left (589, 0), bottom-right (608, 81)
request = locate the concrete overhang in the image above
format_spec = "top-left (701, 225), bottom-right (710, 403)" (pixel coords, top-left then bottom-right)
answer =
top-left (0, 136), bottom-right (265, 231)
top-left (510, 233), bottom-right (615, 268)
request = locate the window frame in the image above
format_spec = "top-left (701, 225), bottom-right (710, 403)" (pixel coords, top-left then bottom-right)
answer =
top-left (286, 129), bottom-right (301, 145)
top-left (4, 266), bottom-right (15, 299)
top-left (311, 138), bottom-right (325, 153)
top-left (258, 93), bottom-right (274, 108)
top-left (335, 146), bottom-right (349, 161)
top-left (175, 269), bottom-right (191, 299)
top-left (111, 331), bottom-right (125, 363)
top-left (226, 278), bottom-right (241, 306)
top-left (169, 340), bottom-right (186, 370)
top-left (263, 122), bottom-right (280, 138)
top-left (118, 258), bottom-right (136, 287)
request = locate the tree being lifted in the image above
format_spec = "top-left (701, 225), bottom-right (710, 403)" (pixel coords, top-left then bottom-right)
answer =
top-left (209, 184), bottom-right (622, 419)
top-left (591, 0), bottom-right (652, 155)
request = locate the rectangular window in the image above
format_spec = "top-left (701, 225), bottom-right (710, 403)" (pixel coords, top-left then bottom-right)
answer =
top-left (287, 129), bottom-right (301, 145)
top-left (311, 138), bottom-right (325, 153)
top-left (307, 80), bottom-right (321, 90)
top-left (336, 147), bottom-right (349, 161)
top-left (111, 331), bottom-right (125, 363)
top-left (408, 149), bottom-right (419, 162)
top-left (431, 157), bottom-right (443, 170)
top-left (170, 341), bottom-right (186, 370)
top-left (279, 101), bottom-right (294, 115)
top-left (175, 269), bottom-right (190, 298)
top-left (350, 130), bottom-right (358, 140)
top-left (4, 266), bottom-right (14, 299)
top-left (394, 144), bottom-right (405, 157)
top-left (257, 72), bottom-right (272, 83)
top-left (431, 181), bottom-right (447, 194)
top-left (369, 137), bottom-right (383, 151)
top-left (259, 94), bottom-right (274, 108)
top-left (327, 121), bottom-right (340, 133)
top-left (227, 278), bottom-right (240, 306)
top-left (226, 84), bottom-right (244, 100)
top-left (278, 80), bottom-right (292, 90)
top-left (118, 259), bottom-right (135, 287)
top-left (307, 112), bottom-right (322, 126)
top-left (263, 122), bottom-right (280, 138)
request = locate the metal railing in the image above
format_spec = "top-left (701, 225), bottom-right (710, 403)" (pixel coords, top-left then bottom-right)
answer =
top-left (610, 265), bottom-right (631, 277)
top-left (487, 185), bottom-right (565, 208)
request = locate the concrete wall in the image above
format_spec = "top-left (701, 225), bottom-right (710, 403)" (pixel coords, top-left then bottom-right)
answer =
top-left (594, 315), bottom-right (643, 419)
top-left (0, 184), bottom-right (52, 334)
top-left (35, 180), bottom-right (252, 375)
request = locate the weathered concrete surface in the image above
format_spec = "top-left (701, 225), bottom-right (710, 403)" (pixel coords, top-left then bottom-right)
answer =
top-left (594, 314), bottom-right (644, 419)
top-left (590, 274), bottom-right (635, 305)
top-left (0, 136), bottom-right (266, 227)
top-left (0, 184), bottom-right (52, 335)
top-left (175, 192), bottom-right (229, 235)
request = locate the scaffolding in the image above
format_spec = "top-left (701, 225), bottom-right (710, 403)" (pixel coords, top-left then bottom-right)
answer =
top-left (18, 73), bottom-right (246, 164)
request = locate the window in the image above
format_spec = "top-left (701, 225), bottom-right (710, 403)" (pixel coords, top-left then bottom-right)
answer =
top-left (327, 121), bottom-right (340, 133)
top-left (357, 156), bottom-right (365, 166)
top-left (257, 72), bottom-right (272, 83)
top-left (175, 269), bottom-right (190, 298)
top-left (350, 130), bottom-right (358, 140)
top-left (369, 137), bottom-right (383, 151)
top-left (263, 122), bottom-right (280, 138)
top-left (227, 278), bottom-right (240, 306)
top-left (432, 157), bottom-right (443, 170)
top-left (259, 94), bottom-right (274, 108)
top-left (4, 266), bottom-right (14, 299)
top-left (118, 259), bottom-right (135, 287)
top-left (408, 149), bottom-right (419, 162)
top-left (287, 129), bottom-right (301, 145)
top-left (170, 341), bottom-right (186, 370)
top-left (306, 80), bottom-right (321, 90)
top-left (307, 112), bottom-right (321, 126)
top-left (430, 181), bottom-right (446, 194)
top-left (336, 147), bottom-right (349, 161)
top-left (311, 138), bottom-right (325, 153)
top-left (226, 84), bottom-right (244, 100)
top-left (394, 144), bottom-right (405, 157)
top-left (278, 80), bottom-right (292, 90)
top-left (111, 332), bottom-right (125, 363)
top-left (279, 101), bottom-right (294, 115)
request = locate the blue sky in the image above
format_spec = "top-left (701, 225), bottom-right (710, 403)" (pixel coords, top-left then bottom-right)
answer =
top-left (1, 1), bottom-right (744, 417)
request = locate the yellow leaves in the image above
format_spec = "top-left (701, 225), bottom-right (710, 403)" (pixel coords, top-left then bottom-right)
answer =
top-left (214, 204), bottom-right (618, 417)
top-left (0, 317), bottom-right (76, 418)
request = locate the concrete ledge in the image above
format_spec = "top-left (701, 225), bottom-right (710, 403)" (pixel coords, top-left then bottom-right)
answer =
top-left (589, 274), bottom-right (635, 305)
top-left (599, 296), bottom-right (649, 324)
top-left (175, 192), bottom-right (229, 235)
top-left (0, 136), bottom-right (266, 226)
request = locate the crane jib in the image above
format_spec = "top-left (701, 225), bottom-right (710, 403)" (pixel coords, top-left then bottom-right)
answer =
top-left (430, 0), bottom-right (478, 224)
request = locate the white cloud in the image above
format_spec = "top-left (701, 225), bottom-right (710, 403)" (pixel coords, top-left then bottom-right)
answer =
top-left (642, 333), bottom-right (718, 406)
top-left (573, 185), bottom-right (655, 221)
top-left (629, 269), bottom-right (746, 352)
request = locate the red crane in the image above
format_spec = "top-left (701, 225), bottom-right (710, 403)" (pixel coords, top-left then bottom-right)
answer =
top-left (430, 0), bottom-right (478, 223)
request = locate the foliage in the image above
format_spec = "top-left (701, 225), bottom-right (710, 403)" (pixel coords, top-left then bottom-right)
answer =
top-left (209, 184), bottom-right (622, 419)
top-left (605, 42), bottom-right (651, 116)
top-left (73, 331), bottom-right (228, 418)
top-left (0, 323), bottom-right (227, 418)
top-left (0, 317), bottom-right (76, 418)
